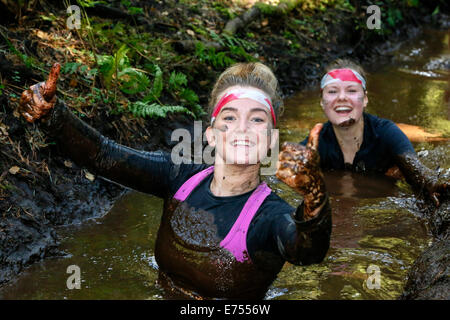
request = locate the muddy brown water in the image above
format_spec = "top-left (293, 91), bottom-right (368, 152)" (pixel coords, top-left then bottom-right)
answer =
top-left (0, 29), bottom-right (448, 300)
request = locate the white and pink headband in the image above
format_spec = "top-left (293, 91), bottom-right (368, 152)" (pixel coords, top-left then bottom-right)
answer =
top-left (211, 88), bottom-right (276, 126)
top-left (320, 68), bottom-right (366, 90)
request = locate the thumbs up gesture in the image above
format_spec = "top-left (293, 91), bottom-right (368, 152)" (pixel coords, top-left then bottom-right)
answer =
top-left (276, 123), bottom-right (326, 218)
top-left (19, 63), bottom-right (60, 123)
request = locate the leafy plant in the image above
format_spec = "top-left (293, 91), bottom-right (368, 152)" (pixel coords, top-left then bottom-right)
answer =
top-left (195, 31), bottom-right (257, 68)
top-left (143, 64), bottom-right (163, 102)
top-left (195, 42), bottom-right (235, 69)
top-left (129, 101), bottom-right (194, 119)
top-left (62, 62), bottom-right (98, 80)
top-left (118, 68), bottom-right (150, 94)
top-left (95, 45), bottom-right (204, 119)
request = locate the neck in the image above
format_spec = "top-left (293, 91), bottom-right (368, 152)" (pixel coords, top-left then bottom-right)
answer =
top-left (332, 116), bottom-right (364, 146)
top-left (332, 116), bottom-right (364, 164)
top-left (210, 163), bottom-right (261, 196)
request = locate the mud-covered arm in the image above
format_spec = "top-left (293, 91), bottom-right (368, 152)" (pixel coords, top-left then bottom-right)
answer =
top-left (394, 152), bottom-right (449, 206)
top-left (273, 195), bottom-right (332, 265)
top-left (274, 123), bottom-right (332, 264)
top-left (42, 101), bottom-right (174, 198)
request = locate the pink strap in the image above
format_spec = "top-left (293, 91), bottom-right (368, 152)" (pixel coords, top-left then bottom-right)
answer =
top-left (173, 166), bottom-right (215, 201)
top-left (220, 182), bottom-right (271, 262)
top-left (172, 165), bottom-right (271, 263)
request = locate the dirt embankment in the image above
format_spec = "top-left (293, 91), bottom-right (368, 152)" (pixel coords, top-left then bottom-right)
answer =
top-left (0, 0), bottom-right (448, 296)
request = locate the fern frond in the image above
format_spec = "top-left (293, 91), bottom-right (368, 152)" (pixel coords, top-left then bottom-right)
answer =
top-left (118, 68), bottom-right (150, 94)
top-left (169, 71), bottom-right (187, 90)
top-left (144, 65), bottom-right (163, 102)
top-left (129, 101), bottom-right (194, 119)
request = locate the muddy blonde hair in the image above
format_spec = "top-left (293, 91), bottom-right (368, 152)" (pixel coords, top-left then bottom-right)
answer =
top-left (208, 62), bottom-right (283, 127)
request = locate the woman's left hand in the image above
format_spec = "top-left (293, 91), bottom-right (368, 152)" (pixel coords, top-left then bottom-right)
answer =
top-left (276, 123), bottom-right (326, 218)
top-left (426, 178), bottom-right (449, 207)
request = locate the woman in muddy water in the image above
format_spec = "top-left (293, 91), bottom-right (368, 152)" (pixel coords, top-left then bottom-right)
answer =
top-left (18, 62), bottom-right (331, 299)
top-left (300, 59), bottom-right (448, 207)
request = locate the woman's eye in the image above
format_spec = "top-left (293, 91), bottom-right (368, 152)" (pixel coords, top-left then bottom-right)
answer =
top-left (251, 117), bottom-right (265, 123)
top-left (223, 116), bottom-right (235, 121)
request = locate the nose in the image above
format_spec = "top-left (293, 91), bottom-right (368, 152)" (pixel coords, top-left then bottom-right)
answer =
top-left (237, 116), bottom-right (249, 133)
top-left (337, 89), bottom-right (347, 101)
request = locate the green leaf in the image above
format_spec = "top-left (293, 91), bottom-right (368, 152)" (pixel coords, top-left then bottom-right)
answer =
top-left (128, 6), bottom-right (144, 15)
top-left (62, 62), bottom-right (81, 75)
top-left (129, 101), bottom-right (194, 119)
top-left (118, 68), bottom-right (150, 94)
top-left (144, 65), bottom-right (163, 102)
top-left (179, 88), bottom-right (199, 104)
top-left (169, 71), bottom-right (188, 90)
top-left (114, 44), bottom-right (130, 71)
top-left (432, 6), bottom-right (439, 15)
top-left (96, 54), bottom-right (115, 87)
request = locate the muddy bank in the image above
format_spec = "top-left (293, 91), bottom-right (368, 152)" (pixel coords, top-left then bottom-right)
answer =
top-left (400, 197), bottom-right (449, 300)
top-left (0, 0), bottom-right (448, 296)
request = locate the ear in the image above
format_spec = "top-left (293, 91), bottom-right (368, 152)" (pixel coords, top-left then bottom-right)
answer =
top-left (205, 126), bottom-right (216, 148)
top-left (320, 99), bottom-right (325, 110)
top-left (363, 92), bottom-right (368, 108)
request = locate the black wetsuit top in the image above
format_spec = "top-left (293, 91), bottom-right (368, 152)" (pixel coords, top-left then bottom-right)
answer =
top-left (300, 113), bottom-right (416, 173)
top-left (45, 102), bottom-right (332, 298)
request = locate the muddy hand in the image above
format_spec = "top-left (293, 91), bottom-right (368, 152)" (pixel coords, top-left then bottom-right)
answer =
top-left (426, 179), bottom-right (449, 207)
top-left (276, 123), bottom-right (326, 218)
top-left (19, 63), bottom-right (60, 123)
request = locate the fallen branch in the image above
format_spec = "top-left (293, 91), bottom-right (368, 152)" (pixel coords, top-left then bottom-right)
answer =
top-left (223, 1), bottom-right (299, 35)
top-left (223, 6), bottom-right (261, 35)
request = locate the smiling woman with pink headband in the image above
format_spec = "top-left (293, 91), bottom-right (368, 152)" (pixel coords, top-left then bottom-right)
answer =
top-left (18, 62), bottom-right (332, 299)
top-left (300, 59), bottom-right (448, 207)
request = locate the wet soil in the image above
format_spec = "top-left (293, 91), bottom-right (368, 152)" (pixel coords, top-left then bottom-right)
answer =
top-left (0, 0), bottom-right (448, 297)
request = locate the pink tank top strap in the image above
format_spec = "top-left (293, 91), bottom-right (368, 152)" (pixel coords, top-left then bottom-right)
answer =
top-left (220, 182), bottom-right (271, 263)
top-left (173, 166), bottom-right (215, 201)
top-left (173, 166), bottom-right (271, 263)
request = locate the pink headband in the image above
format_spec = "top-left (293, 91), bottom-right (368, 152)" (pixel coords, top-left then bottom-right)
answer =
top-left (211, 88), bottom-right (276, 126)
top-left (320, 68), bottom-right (366, 90)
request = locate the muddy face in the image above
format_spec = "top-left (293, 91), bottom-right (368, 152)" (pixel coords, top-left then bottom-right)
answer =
top-left (320, 81), bottom-right (367, 127)
top-left (206, 88), bottom-right (277, 166)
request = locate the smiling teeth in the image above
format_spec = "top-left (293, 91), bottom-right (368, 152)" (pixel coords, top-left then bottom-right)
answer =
top-left (233, 141), bottom-right (250, 146)
top-left (335, 107), bottom-right (352, 112)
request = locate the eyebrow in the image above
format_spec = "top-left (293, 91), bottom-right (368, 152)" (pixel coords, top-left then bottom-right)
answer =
top-left (221, 107), bottom-right (269, 114)
top-left (326, 84), bottom-right (359, 89)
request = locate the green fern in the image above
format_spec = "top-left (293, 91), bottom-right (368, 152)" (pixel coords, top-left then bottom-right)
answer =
top-left (129, 101), bottom-right (194, 119)
top-left (179, 88), bottom-right (199, 104)
top-left (143, 64), bottom-right (163, 102)
top-left (169, 71), bottom-right (187, 90)
top-left (118, 67), bottom-right (150, 94)
top-left (195, 42), bottom-right (235, 69)
top-left (96, 54), bottom-right (115, 87)
top-left (97, 44), bottom-right (131, 88)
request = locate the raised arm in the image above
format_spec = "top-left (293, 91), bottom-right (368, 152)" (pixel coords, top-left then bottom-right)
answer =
top-left (18, 63), bottom-right (175, 198)
top-left (275, 123), bottom-right (332, 265)
top-left (394, 152), bottom-right (449, 207)
top-left (382, 122), bottom-right (449, 207)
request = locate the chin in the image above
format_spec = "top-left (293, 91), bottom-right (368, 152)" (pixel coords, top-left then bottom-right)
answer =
top-left (226, 154), bottom-right (261, 165)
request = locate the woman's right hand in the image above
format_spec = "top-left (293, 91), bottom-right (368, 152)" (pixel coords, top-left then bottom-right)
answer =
top-left (276, 123), bottom-right (327, 218)
top-left (19, 63), bottom-right (60, 123)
